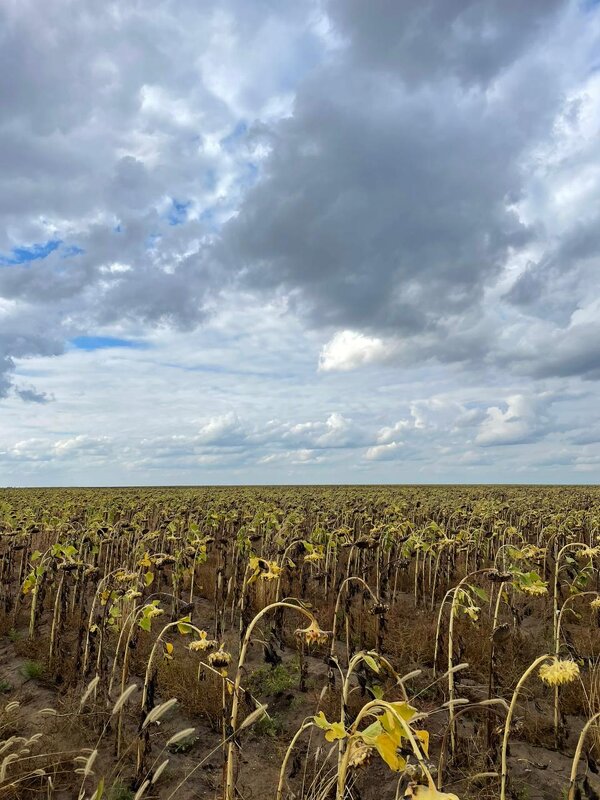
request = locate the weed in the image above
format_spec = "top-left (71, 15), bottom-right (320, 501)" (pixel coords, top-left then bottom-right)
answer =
top-left (20, 660), bottom-right (44, 681)
top-left (168, 733), bottom-right (199, 754)
top-left (248, 663), bottom-right (298, 696)
top-left (106, 785), bottom-right (135, 800)
top-left (253, 713), bottom-right (283, 737)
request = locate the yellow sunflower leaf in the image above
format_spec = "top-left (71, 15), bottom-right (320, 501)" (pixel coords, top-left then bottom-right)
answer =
top-left (415, 729), bottom-right (429, 757)
top-left (324, 722), bottom-right (347, 742)
top-left (374, 731), bottom-right (406, 772)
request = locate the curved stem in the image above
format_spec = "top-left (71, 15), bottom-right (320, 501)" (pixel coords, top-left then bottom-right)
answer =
top-left (225, 600), bottom-right (317, 800)
top-left (567, 710), bottom-right (600, 800)
top-left (437, 699), bottom-right (507, 789)
top-left (141, 620), bottom-right (205, 709)
top-left (275, 720), bottom-right (314, 800)
top-left (500, 654), bottom-right (553, 800)
top-left (336, 699), bottom-right (433, 800)
top-left (447, 568), bottom-right (490, 756)
top-left (553, 543), bottom-right (588, 643)
top-left (330, 576), bottom-right (378, 661)
top-left (553, 591), bottom-right (599, 749)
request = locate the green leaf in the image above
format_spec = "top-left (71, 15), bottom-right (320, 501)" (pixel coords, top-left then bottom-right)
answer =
top-left (363, 655), bottom-right (380, 673)
top-left (359, 720), bottom-right (384, 745)
top-left (138, 615), bottom-right (151, 633)
top-left (177, 616), bottom-right (193, 635)
top-left (469, 585), bottom-right (489, 603)
top-left (90, 778), bottom-right (104, 800)
top-left (370, 684), bottom-right (384, 700)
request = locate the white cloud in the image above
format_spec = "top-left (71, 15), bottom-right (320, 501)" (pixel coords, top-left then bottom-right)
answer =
top-left (365, 441), bottom-right (405, 461)
top-left (196, 413), bottom-right (247, 445)
top-left (319, 330), bottom-right (396, 371)
top-left (475, 394), bottom-right (552, 446)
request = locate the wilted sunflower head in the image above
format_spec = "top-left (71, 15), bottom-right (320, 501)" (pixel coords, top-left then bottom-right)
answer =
top-left (521, 582), bottom-right (548, 597)
top-left (348, 740), bottom-right (373, 769)
top-left (577, 547), bottom-right (600, 560)
top-left (487, 569), bottom-right (512, 583)
top-left (115, 570), bottom-right (138, 583)
top-left (295, 620), bottom-right (330, 647)
top-left (539, 658), bottom-right (580, 687)
top-left (188, 630), bottom-right (217, 652)
top-left (208, 646), bottom-right (232, 673)
top-left (249, 556), bottom-right (282, 580)
top-left (262, 561), bottom-right (282, 580)
top-left (303, 550), bottom-right (323, 564)
top-left (370, 601), bottom-right (390, 616)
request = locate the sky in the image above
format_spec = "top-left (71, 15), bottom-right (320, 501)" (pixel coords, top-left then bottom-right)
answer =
top-left (0, 0), bottom-right (599, 486)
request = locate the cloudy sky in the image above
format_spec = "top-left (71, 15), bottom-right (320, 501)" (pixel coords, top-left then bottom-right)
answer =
top-left (1, 0), bottom-right (599, 486)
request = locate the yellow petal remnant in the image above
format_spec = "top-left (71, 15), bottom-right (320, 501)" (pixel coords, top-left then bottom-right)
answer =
top-left (115, 570), bottom-right (138, 583)
top-left (590, 597), bottom-right (600, 611)
top-left (263, 561), bottom-right (282, 580)
top-left (539, 658), bottom-right (580, 687)
top-left (188, 630), bottom-right (217, 652)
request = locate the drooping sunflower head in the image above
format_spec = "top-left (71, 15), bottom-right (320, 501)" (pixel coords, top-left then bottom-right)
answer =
top-left (577, 547), bottom-right (600, 560)
top-left (348, 740), bottom-right (373, 769)
top-left (521, 582), bottom-right (548, 597)
top-left (188, 630), bottom-right (218, 652)
top-left (208, 646), bottom-right (233, 673)
top-left (295, 619), bottom-right (330, 647)
top-left (539, 658), bottom-right (580, 687)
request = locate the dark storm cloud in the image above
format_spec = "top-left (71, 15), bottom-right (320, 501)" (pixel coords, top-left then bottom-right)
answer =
top-left (223, 63), bottom-right (540, 334)
top-left (221, 0), bottom-right (600, 375)
top-left (327, 0), bottom-right (565, 86)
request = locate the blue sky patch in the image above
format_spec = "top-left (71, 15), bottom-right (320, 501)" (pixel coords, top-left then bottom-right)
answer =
top-left (220, 120), bottom-right (248, 152)
top-left (70, 336), bottom-right (148, 351)
top-left (168, 199), bottom-right (191, 226)
top-left (0, 239), bottom-right (62, 266)
top-left (61, 245), bottom-right (84, 258)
